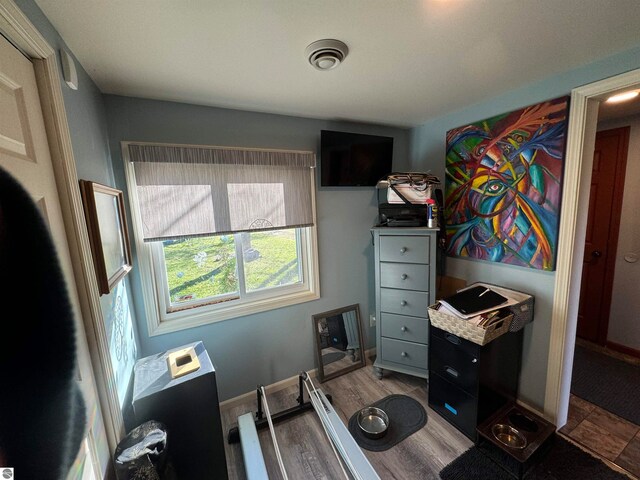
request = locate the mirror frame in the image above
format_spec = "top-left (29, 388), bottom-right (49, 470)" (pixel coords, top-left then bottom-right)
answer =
top-left (312, 304), bottom-right (366, 383)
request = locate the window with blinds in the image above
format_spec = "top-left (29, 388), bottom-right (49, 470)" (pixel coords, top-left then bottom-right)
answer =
top-left (123, 142), bottom-right (320, 333)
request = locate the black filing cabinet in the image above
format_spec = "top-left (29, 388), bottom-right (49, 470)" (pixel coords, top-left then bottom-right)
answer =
top-left (428, 325), bottom-right (523, 441)
top-left (132, 341), bottom-right (228, 479)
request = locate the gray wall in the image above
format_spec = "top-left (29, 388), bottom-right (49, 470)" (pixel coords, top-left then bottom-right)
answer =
top-left (409, 45), bottom-right (640, 409)
top-left (598, 115), bottom-right (640, 351)
top-left (16, 0), bottom-right (139, 407)
top-left (104, 94), bottom-right (410, 400)
top-left (16, 0), bottom-right (640, 409)
top-left (15, 0), bottom-right (113, 185)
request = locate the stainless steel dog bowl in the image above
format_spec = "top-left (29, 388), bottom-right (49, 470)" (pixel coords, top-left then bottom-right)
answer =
top-left (492, 423), bottom-right (527, 449)
top-left (357, 407), bottom-right (389, 439)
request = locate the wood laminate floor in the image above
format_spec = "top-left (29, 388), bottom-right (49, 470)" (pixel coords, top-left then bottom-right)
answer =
top-left (221, 366), bottom-right (473, 479)
top-left (322, 347), bottom-right (359, 377)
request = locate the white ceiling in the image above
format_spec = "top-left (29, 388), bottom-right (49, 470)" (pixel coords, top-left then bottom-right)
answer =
top-left (598, 93), bottom-right (640, 121)
top-left (36, 0), bottom-right (640, 127)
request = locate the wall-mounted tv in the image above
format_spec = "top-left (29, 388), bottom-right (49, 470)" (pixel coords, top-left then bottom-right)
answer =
top-left (320, 130), bottom-right (393, 187)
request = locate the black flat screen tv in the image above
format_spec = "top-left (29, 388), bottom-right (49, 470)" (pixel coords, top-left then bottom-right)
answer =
top-left (320, 130), bottom-right (393, 186)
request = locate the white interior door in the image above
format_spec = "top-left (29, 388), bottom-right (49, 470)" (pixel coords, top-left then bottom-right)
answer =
top-left (0, 34), bottom-right (110, 478)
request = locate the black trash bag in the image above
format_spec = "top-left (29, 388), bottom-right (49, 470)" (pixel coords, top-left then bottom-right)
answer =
top-left (114, 420), bottom-right (168, 480)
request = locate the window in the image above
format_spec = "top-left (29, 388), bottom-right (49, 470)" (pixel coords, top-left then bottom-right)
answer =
top-left (123, 142), bottom-right (319, 335)
top-left (156, 228), bottom-right (306, 310)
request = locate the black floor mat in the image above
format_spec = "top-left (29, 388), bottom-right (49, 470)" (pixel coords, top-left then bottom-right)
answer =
top-left (347, 394), bottom-right (427, 452)
top-left (572, 345), bottom-right (640, 425)
top-left (440, 436), bottom-right (628, 480)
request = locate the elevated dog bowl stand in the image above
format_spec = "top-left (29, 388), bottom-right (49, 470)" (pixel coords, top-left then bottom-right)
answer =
top-left (476, 403), bottom-right (556, 479)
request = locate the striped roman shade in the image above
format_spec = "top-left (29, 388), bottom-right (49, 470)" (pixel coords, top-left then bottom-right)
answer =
top-left (127, 143), bottom-right (316, 242)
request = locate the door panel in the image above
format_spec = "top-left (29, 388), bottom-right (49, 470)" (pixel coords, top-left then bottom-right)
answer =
top-left (0, 72), bottom-right (35, 160)
top-left (0, 34), bottom-right (107, 479)
top-left (577, 127), bottom-right (630, 343)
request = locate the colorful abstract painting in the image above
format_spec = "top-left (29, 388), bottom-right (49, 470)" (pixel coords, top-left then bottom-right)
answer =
top-left (445, 96), bottom-right (569, 271)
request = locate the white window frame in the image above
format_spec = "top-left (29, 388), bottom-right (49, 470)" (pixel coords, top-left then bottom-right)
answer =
top-left (122, 141), bottom-right (320, 336)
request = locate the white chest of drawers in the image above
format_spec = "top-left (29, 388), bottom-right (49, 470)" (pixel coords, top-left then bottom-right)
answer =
top-left (372, 227), bottom-right (438, 379)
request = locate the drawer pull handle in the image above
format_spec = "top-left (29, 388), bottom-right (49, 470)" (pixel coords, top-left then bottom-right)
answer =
top-left (401, 351), bottom-right (408, 357)
top-left (401, 273), bottom-right (408, 280)
top-left (444, 366), bottom-right (459, 378)
top-left (445, 333), bottom-right (461, 345)
top-left (400, 247), bottom-right (407, 253)
top-left (400, 300), bottom-right (407, 306)
top-left (445, 403), bottom-right (458, 415)
top-left (400, 326), bottom-right (407, 332)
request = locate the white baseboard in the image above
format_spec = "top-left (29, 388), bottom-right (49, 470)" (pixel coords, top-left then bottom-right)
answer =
top-left (220, 347), bottom-right (377, 412)
top-left (220, 369), bottom-right (318, 411)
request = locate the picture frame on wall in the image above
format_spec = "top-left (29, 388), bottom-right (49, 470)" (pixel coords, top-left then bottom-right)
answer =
top-left (80, 180), bottom-right (132, 295)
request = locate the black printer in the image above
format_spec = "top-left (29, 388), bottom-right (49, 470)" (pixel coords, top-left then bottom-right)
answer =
top-left (378, 202), bottom-right (429, 227)
top-left (376, 172), bottom-right (442, 227)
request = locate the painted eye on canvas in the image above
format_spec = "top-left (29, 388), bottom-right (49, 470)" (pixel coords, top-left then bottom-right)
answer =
top-left (485, 181), bottom-right (506, 194)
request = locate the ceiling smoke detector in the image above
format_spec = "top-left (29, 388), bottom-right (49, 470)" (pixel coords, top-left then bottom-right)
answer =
top-left (305, 39), bottom-right (349, 71)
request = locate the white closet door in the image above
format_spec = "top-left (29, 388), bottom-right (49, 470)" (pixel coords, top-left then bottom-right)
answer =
top-left (0, 34), bottom-right (109, 479)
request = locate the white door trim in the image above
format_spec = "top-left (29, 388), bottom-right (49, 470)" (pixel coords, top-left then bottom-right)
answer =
top-left (0, 0), bottom-right (124, 450)
top-left (544, 68), bottom-right (640, 426)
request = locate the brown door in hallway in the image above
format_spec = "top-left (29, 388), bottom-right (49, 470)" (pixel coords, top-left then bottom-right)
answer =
top-left (577, 126), bottom-right (630, 344)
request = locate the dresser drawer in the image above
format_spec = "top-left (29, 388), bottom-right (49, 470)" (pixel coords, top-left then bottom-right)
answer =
top-left (428, 373), bottom-right (477, 440)
top-left (379, 235), bottom-right (430, 264)
top-left (381, 288), bottom-right (429, 318)
top-left (430, 325), bottom-right (479, 358)
top-left (430, 335), bottom-right (478, 395)
top-left (381, 337), bottom-right (428, 370)
top-left (381, 313), bottom-right (429, 344)
top-left (380, 262), bottom-right (430, 291)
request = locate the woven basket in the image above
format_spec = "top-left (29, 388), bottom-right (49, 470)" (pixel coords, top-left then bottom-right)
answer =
top-left (443, 282), bottom-right (535, 332)
top-left (507, 295), bottom-right (534, 332)
top-left (428, 305), bottom-right (514, 346)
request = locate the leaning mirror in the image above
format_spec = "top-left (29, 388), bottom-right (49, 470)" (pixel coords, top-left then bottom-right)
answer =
top-left (313, 304), bottom-right (366, 383)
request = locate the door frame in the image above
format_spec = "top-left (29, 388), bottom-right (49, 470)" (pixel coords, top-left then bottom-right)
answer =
top-left (0, 0), bottom-right (124, 450)
top-left (544, 68), bottom-right (640, 427)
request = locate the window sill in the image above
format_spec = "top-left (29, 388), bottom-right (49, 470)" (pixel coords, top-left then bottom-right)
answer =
top-left (148, 288), bottom-right (320, 336)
